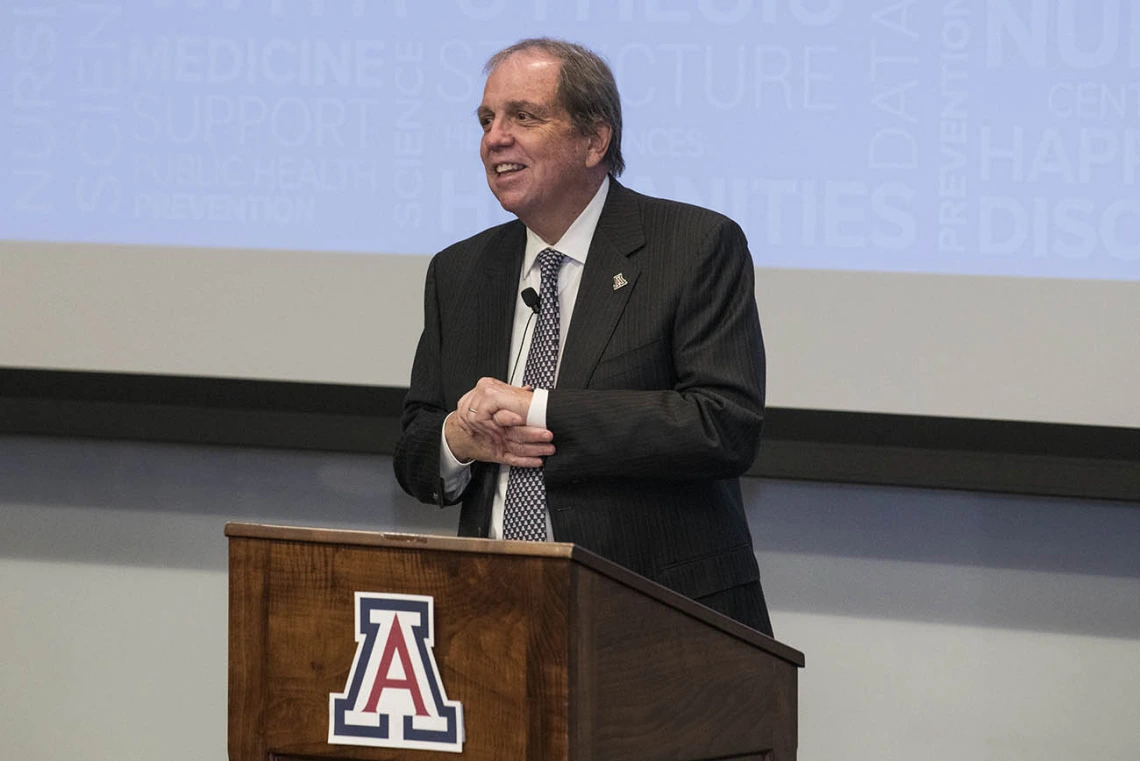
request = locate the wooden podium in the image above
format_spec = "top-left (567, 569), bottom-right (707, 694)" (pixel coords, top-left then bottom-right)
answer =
top-left (227, 523), bottom-right (804, 761)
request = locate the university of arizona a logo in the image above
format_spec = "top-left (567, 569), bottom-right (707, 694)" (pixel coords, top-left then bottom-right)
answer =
top-left (328, 592), bottom-right (464, 753)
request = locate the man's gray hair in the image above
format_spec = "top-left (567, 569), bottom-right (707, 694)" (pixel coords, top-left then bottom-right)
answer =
top-left (485, 37), bottom-right (625, 178)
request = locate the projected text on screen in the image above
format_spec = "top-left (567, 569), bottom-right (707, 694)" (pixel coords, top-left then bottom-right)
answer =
top-left (3, 0), bottom-right (1139, 281)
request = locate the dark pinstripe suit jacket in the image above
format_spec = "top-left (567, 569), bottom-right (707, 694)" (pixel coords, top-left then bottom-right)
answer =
top-left (394, 180), bottom-right (766, 605)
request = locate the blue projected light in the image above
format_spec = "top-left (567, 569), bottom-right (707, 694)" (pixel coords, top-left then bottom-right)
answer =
top-left (3, 0), bottom-right (1139, 280)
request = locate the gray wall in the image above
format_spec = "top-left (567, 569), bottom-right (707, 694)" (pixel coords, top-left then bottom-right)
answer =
top-left (2, 434), bottom-right (1138, 760)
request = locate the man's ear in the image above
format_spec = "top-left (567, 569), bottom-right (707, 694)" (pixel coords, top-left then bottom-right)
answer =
top-left (583, 122), bottom-right (613, 169)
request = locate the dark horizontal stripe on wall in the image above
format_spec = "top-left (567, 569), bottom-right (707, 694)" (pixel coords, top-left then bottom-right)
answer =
top-left (2, 368), bottom-right (1137, 502)
top-left (0, 368), bottom-right (405, 454)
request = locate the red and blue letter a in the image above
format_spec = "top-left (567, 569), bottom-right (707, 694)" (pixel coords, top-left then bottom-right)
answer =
top-left (329, 593), bottom-right (464, 752)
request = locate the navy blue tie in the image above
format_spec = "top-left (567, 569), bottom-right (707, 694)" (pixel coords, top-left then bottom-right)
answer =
top-left (502, 248), bottom-right (565, 541)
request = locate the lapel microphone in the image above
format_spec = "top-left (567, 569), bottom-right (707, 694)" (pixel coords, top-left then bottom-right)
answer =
top-left (510, 288), bottom-right (542, 384)
top-left (521, 287), bottom-right (540, 313)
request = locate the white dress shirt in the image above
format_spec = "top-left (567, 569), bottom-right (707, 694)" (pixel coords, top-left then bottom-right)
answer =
top-left (438, 176), bottom-right (611, 539)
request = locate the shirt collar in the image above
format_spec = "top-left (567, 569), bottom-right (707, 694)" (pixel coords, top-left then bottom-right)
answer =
top-left (523, 175), bottom-right (610, 273)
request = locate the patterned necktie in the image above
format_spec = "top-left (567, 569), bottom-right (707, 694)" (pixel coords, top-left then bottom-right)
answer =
top-left (502, 247), bottom-right (565, 541)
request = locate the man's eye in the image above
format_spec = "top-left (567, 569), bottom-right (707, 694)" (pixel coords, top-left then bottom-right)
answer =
top-left (515, 111), bottom-right (532, 121)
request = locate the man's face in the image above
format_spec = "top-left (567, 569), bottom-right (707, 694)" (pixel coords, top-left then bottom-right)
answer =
top-left (477, 51), bottom-right (605, 241)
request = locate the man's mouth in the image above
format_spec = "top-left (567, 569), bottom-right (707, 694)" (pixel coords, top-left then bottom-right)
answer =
top-left (494, 163), bottom-right (525, 174)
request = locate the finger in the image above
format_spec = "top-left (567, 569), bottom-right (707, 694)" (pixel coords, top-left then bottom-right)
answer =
top-left (505, 441), bottom-right (556, 458)
top-left (502, 425), bottom-right (554, 443)
top-left (478, 427), bottom-right (507, 448)
top-left (453, 412), bottom-right (508, 448)
top-left (457, 390), bottom-right (484, 422)
top-left (480, 380), bottom-right (531, 417)
top-left (491, 409), bottom-right (528, 427)
top-left (502, 453), bottom-right (545, 469)
top-left (453, 411), bottom-right (482, 437)
top-left (469, 416), bottom-right (507, 439)
top-left (462, 381), bottom-right (507, 417)
top-left (497, 386), bottom-right (533, 418)
top-left (455, 395), bottom-right (494, 429)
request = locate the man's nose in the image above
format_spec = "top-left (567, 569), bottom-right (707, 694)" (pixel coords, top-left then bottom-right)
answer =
top-left (484, 116), bottom-right (514, 147)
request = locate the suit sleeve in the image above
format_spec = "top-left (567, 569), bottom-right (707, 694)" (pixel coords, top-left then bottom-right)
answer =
top-left (392, 257), bottom-right (458, 507)
top-left (543, 218), bottom-right (765, 483)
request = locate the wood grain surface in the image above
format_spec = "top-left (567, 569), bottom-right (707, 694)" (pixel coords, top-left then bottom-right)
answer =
top-left (228, 524), bottom-right (801, 761)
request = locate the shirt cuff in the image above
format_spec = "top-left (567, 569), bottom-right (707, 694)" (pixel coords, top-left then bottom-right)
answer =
top-left (439, 413), bottom-right (473, 497)
top-left (527, 388), bottom-right (549, 428)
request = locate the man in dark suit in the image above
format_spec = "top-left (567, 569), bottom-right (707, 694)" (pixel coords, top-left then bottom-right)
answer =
top-left (394, 38), bottom-right (772, 636)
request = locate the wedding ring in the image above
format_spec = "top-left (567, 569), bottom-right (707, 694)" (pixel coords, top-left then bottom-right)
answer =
top-left (468, 407), bottom-right (478, 414)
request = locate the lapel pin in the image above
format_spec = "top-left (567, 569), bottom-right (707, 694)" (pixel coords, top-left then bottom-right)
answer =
top-left (612, 273), bottom-right (628, 291)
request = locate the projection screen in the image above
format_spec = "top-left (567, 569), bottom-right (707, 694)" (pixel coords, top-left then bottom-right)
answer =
top-left (3, 0), bottom-right (1138, 430)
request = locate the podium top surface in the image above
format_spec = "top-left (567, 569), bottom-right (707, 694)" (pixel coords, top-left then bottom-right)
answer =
top-left (225, 522), bottom-right (804, 667)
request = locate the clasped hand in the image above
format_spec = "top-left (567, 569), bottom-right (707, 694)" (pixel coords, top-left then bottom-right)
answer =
top-left (445, 377), bottom-right (555, 467)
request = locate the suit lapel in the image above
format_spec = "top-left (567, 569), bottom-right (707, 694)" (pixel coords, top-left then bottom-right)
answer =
top-left (473, 222), bottom-right (526, 382)
top-left (558, 182), bottom-right (645, 390)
